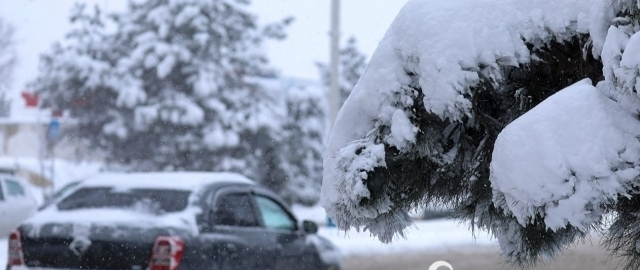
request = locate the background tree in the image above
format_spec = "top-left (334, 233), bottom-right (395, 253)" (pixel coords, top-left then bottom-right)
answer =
top-left (304, 36), bottom-right (367, 206)
top-left (317, 36), bottom-right (367, 106)
top-left (280, 84), bottom-right (326, 206)
top-left (0, 18), bottom-right (16, 117)
top-left (30, 0), bottom-right (322, 205)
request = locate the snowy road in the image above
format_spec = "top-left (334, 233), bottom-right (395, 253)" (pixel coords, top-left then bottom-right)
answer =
top-left (343, 240), bottom-right (622, 270)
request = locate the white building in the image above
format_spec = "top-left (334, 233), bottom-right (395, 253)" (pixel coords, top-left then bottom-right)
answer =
top-left (0, 93), bottom-right (102, 188)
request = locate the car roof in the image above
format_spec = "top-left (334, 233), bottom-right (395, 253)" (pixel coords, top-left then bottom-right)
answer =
top-left (79, 172), bottom-right (256, 191)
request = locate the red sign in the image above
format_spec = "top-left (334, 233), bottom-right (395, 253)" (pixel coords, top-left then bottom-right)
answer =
top-left (21, 92), bottom-right (39, 107)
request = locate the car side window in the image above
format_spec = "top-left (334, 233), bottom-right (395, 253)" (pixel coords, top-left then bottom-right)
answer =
top-left (5, 180), bottom-right (25, 197)
top-left (254, 195), bottom-right (296, 231)
top-left (213, 192), bottom-right (259, 227)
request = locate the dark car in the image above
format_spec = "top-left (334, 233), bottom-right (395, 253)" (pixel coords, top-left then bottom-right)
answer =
top-left (6, 172), bottom-right (341, 270)
top-left (38, 180), bottom-right (83, 211)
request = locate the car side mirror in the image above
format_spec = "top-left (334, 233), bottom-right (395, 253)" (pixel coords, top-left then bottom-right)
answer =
top-left (302, 220), bottom-right (318, 234)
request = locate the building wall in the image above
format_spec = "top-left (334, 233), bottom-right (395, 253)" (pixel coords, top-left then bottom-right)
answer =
top-left (6, 123), bottom-right (43, 158)
top-left (0, 122), bottom-right (101, 162)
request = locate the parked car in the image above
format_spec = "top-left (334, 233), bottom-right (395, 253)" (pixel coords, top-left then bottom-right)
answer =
top-left (0, 174), bottom-right (37, 237)
top-left (7, 172), bottom-right (341, 270)
top-left (39, 180), bottom-right (83, 210)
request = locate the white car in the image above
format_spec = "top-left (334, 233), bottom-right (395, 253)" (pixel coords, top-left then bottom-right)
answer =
top-left (0, 175), bottom-right (37, 237)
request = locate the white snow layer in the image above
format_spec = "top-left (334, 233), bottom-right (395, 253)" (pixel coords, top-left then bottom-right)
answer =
top-left (24, 207), bottom-right (202, 237)
top-left (322, 0), bottom-right (640, 243)
top-left (491, 80), bottom-right (640, 231)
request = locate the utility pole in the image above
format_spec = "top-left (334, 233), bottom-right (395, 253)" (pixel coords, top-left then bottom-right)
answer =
top-left (329, 0), bottom-right (340, 128)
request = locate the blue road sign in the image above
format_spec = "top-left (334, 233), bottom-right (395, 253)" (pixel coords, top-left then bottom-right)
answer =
top-left (48, 120), bottom-right (60, 140)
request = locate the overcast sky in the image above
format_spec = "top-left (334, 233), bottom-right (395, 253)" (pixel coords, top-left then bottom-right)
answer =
top-left (0, 0), bottom-right (408, 96)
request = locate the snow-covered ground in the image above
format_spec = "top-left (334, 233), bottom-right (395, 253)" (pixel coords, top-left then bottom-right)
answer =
top-left (319, 219), bottom-right (495, 256)
top-left (291, 204), bottom-right (330, 224)
top-left (0, 219), bottom-right (494, 267)
top-left (291, 205), bottom-right (498, 256)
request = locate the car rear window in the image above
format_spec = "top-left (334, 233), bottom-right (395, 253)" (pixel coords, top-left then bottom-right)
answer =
top-left (57, 187), bottom-right (191, 214)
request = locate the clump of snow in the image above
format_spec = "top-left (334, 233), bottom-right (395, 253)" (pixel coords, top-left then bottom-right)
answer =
top-left (102, 118), bottom-right (128, 139)
top-left (491, 80), bottom-right (640, 231)
top-left (326, 138), bottom-right (416, 243)
top-left (587, 0), bottom-right (617, 58)
top-left (603, 23), bottom-right (640, 96)
top-left (115, 77), bottom-right (146, 108)
top-left (331, 140), bottom-right (386, 217)
top-left (202, 124), bottom-right (241, 149)
top-left (386, 110), bottom-right (418, 150)
top-left (617, 32), bottom-right (640, 93)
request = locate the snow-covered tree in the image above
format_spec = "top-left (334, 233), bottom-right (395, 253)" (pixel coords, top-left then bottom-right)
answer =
top-left (317, 36), bottom-right (367, 106)
top-left (0, 18), bottom-right (16, 116)
top-left (322, 0), bottom-right (640, 269)
top-left (280, 84), bottom-right (326, 206)
top-left (30, 1), bottom-right (320, 204)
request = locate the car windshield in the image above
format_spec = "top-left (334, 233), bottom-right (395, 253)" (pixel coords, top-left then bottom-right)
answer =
top-left (52, 181), bottom-right (81, 201)
top-left (56, 187), bottom-right (191, 214)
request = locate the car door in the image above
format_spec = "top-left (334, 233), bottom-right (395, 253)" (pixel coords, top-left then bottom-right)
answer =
top-left (203, 188), bottom-right (275, 270)
top-left (251, 191), bottom-right (311, 270)
top-left (5, 179), bottom-right (36, 220)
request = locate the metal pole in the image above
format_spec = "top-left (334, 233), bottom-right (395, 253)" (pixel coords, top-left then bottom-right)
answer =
top-left (329, 0), bottom-right (340, 128)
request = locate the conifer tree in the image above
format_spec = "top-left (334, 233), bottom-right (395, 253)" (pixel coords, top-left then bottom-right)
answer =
top-left (317, 36), bottom-right (367, 106)
top-left (31, 1), bottom-right (321, 204)
top-left (281, 85), bottom-right (326, 206)
top-left (0, 18), bottom-right (16, 117)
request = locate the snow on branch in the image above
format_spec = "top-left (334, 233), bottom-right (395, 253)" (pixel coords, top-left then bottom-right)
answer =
top-left (322, 0), bottom-right (640, 267)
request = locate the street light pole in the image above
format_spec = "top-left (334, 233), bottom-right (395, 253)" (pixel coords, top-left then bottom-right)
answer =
top-left (329, 0), bottom-right (340, 128)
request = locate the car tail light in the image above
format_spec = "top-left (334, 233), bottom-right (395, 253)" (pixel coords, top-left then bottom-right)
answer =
top-left (8, 230), bottom-right (24, 266)
top-left (148, 236), bottom-right (185, 270)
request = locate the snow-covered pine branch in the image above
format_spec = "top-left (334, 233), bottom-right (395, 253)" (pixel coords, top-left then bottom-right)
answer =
top-left (322, 0), bottom-right (640, 268)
